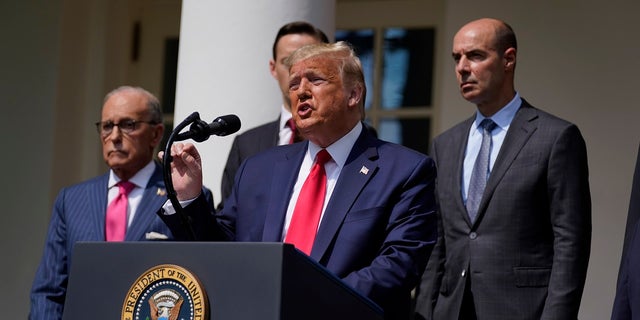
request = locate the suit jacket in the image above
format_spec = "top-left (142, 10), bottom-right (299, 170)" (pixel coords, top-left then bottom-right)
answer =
top-left (29, 163), bottom-right (174, 319)
top-left (415, 101), bottom-right (591, 320)
top-left (220, 118), bottom-right (279, 207)
top-left (612, 218), bottom-right (640, 319)
top-left (617, 144), bottom-right (640, 278)
top-left (220, 118), bottom-right (379, 208)
top-left (612, 144), bottom-right (640, 320)
top-left (161, 128), bottom-right (437, 319)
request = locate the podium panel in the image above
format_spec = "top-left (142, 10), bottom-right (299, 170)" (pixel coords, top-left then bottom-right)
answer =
top-left (63, 242), bottom-right (383, 320)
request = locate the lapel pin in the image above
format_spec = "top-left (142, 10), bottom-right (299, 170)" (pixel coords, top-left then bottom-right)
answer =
top-left (359, 166), bottom-right (369, 175)
top-left (157, 188), bottom-right (167, 196)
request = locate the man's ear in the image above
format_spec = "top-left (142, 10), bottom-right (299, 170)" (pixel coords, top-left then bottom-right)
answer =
top-left (269, 59), bottom-right (277, 79)
top-left (348, 83), bottom-right (364, 108)
top-left (151, 123), bottom-right (165, 145)
top-left (504, 47), bottom-right (516, 71)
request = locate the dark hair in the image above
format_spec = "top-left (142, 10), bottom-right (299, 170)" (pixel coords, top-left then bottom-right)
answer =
top-left (496, 21), bottom-right (517, 54)
top-left (272, 21), bottom-right (329, 60)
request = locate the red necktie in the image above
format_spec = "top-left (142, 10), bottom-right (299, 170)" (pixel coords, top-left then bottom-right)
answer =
top-left (285, 149), bottom-right (332, 254)
top-left (287, 118), bottom-right (300, 144)
top-left (106, 181), bottom-right (135, 241)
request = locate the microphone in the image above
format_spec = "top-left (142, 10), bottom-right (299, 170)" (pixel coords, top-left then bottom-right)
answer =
top-left (175, 114), bottom-right (241, 142)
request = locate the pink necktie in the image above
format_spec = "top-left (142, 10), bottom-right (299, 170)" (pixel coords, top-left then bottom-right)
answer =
top-left (285, 149), bottom-right (332, 254)
top-left (106, 181), bottom-right (135, 241)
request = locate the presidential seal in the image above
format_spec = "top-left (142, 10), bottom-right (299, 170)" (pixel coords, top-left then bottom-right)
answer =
top-left (122, 264), bottom-right (209, 320)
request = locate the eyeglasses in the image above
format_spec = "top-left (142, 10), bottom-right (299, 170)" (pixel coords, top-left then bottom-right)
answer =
top-left (95, 119), bottom-right (158, 137)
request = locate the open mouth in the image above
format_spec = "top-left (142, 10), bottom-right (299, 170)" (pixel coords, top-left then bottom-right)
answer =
top-left (297, 103), bottom-right (312, 117)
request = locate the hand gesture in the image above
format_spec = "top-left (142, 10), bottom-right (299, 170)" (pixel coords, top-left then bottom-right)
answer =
top-left (159, 142), bottom-right (203, 200)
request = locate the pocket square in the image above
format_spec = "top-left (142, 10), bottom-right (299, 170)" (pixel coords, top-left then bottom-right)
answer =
top-left (145, 231), bottom-right (169, 240)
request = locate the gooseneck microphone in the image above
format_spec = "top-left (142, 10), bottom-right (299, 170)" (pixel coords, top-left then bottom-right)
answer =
top-left (162, 111), bottom-right (241, 240)
top-left (175, 114), bottom-right (241, 142)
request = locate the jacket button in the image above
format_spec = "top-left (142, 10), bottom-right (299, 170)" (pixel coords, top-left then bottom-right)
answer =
top-left (461, 269), bottom-right (466, 277)
top-left (469, 232), bottom-right (477, 240)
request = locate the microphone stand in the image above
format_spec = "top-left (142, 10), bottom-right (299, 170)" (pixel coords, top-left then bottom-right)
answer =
top-left (162, 111), bottom-right (202, 241)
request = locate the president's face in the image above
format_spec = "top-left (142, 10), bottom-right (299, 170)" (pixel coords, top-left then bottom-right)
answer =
top-left (288, 55), bottom-right (360, 147)
top-left (270, 34), bottom-right (322, 110)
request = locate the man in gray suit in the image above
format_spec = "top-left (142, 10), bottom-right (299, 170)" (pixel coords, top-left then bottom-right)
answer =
top-left (414, 18), bottom-right (591, 320)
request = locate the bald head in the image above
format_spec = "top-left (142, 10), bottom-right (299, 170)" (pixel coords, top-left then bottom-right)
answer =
top-left (452, 18), bottom-right (518, 115)
top-left (457, 18), bottom-right (517, 57)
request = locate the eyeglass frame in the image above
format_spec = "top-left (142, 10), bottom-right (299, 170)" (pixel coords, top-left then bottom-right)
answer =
top-left (95, 119), bottom-right (160, 137)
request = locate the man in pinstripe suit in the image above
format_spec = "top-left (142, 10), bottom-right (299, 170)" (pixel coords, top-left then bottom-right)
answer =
top-left (29, 86), bottom-right (212, 319)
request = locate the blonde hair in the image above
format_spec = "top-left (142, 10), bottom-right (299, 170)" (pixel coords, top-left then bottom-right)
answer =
top-left (285, 41), bottom-right (367, 115)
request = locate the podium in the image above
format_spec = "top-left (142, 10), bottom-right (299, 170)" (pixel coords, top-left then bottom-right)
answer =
top-left (62, 242), bottom-right (383, 319)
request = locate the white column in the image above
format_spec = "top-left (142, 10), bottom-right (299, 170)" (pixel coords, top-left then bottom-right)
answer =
top-left (175, 0), bottom-right (335, 203)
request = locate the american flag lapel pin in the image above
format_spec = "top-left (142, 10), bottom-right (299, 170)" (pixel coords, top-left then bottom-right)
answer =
top-left (359, 166), bottom-right (369, 175)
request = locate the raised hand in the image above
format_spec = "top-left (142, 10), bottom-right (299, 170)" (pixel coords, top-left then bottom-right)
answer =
top-left (159, 142), bottom-right (203, 200)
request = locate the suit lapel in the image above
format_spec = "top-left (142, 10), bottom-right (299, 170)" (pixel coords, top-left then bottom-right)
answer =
top-left (262, 144), bottom-right (307, 242)
top-left (91, 174), bottom-right (110, 240)
top-left (311, 132), bottom-right (378, 261)
top-left (126, 163), bottom-right (168, 241)
top-left (451, 118), bottom-right (476, 227)
top-left (474, 102), bottom-right (538, 225)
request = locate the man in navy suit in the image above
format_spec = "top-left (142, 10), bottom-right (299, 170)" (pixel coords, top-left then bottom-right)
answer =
top-left (161, 42), bottom-right (437, 319)
top-left (219, 21), bottom-right (329, 208)
top-left (29, 86), bottom-right (213, 319)
top-left (414, 18), bottom-right (591, 320)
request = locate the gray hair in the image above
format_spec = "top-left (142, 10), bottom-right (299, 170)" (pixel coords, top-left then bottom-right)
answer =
top-left (103, 86), bottom-right (163, 123)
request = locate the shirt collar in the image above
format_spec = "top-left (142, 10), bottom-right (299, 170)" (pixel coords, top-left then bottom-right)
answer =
top-left (108, 161), bottom-right (155, 189)
top-left (307, 122), bottom-right (363, 169)
top-left (279, 104), bottom-right (293, 129)
top-left (473, 92), bottom-right (522, 132)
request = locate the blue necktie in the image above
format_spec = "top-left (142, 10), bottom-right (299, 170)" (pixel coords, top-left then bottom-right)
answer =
top-left (466, 119), bottom-right (497, 222)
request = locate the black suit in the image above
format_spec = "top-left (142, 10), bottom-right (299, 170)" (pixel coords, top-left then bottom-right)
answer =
top-left (612, 219), bottom-right (640, 320)
top-left (619, 144), bottom-right (640, 273)
top-left (220, 118), bottom-right (279, 207)
top-left (612, 143), bottom-right (640, 319)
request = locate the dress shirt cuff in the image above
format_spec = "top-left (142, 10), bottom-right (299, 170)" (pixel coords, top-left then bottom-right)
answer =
top-left (161, 196), bottom-right (198, 215)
